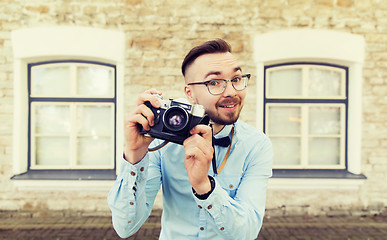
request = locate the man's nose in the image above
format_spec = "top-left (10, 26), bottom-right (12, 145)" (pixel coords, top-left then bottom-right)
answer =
top-left (222, 81), bottom-right (237, 96)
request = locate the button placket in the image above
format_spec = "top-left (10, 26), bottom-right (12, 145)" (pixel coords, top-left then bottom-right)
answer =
top-left (198, 205), bottom-right (207, 238)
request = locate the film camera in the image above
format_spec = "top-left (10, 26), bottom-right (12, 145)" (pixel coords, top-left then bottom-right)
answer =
top-left (140, 95), bottom-right (210, 145)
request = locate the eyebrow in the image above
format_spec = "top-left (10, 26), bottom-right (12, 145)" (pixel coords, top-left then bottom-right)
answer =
top-left (204, 67), bottom-right (242, 79)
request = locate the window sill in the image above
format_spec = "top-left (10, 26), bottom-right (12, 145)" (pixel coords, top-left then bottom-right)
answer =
top-left (11, 169), bottom-right (116, 181)
top-left (273, 169), bottom-right (366, 179)
top-left (11, 170), bottom-right (117, 191)
top-left (269, 169), bottom-right (366, 190)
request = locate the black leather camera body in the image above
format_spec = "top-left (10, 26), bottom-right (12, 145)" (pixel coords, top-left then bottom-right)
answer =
top-left (140, 95), bottom-right (210, 145)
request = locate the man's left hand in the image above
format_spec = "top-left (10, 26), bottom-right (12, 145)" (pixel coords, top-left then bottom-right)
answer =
top-left (183, 125), bottom-right (214, 195)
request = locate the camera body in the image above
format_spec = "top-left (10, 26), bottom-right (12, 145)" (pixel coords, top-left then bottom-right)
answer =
top-left (140, 95), bottom-right (210, 145)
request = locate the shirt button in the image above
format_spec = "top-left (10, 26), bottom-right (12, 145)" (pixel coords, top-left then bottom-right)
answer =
top-left (130, 202), bottom-right (134, 205)
top-left (198, 205), bottom-right (202, 209)
top-left (229, 184), bottom-right (234, 189)
top-left (207, 205), bottom-right (212, 210)
top-left (140, 167), bottom-right (144, 172)
top-left (220, 227), bottom-right (224, 231)
top-left (200, 227), bottom-right (204, 231)
top-left (130, 171), bottom-right (136, 176)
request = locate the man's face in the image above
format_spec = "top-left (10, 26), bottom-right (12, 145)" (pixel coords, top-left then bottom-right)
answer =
top-left (184, 52), bottom-right (246, 126)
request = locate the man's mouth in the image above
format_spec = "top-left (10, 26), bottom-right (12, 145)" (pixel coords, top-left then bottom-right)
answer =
top-left (219, 104), bottom-right (237, 108)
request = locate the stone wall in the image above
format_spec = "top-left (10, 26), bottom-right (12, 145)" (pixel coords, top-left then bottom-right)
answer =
top-left (0, 0), bottom-right (386, 216)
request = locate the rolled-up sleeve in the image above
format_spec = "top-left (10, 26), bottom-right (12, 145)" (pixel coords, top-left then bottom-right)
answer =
top-left (107, 154), bottom-right (160, 238)
top-left (193, 135), bottom-right (273, 240)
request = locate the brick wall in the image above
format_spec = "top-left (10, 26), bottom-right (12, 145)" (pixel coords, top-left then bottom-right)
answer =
top-left (0, 0), bottom-right (386, 215)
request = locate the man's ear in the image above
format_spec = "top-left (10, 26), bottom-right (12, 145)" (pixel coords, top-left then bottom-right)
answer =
top-left (184, 85), bottom-right (196, 104)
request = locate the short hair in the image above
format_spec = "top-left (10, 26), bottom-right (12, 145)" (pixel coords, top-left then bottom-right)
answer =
top-left (181, 39), bottom-right (232, 76)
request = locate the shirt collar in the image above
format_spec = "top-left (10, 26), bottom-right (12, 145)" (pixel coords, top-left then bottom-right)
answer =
top-left (214, 124), bottom-right (233, 139)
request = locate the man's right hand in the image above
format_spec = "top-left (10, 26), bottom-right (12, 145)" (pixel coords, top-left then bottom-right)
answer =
top-left (124, 89), bottom-right (162, 164)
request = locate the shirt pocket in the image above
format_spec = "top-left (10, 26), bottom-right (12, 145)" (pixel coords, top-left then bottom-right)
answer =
top-left (216, 174), bottom-right (242, 198)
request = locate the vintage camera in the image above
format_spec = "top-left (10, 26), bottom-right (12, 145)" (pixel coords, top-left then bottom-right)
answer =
top-left (140, 95), bottom-right (210, 145)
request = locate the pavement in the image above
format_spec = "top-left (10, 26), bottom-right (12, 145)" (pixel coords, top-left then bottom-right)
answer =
top-left (1, 210), bottom-right (387, 240)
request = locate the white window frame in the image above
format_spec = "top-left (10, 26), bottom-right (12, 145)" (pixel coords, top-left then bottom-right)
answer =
top-left (266, 103), bottom-right (346, 169)
top-left (11, 26), bottom-right (125, 188)
top-left (265, 64), bottom-right (347, 100)
top-left (30, 62), bottom-right (116, 98)
top-left (30, 102), bottom-right (115, 170)
top-left (253, 29), bottom-right (365, 189)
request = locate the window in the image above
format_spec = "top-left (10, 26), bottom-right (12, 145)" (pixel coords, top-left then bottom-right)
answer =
top-left (253, 29), bottom-right (366, 183)
top-left (29, 61), bottom-right (116, 170)
top-left (11, 26), bottom-right (125, 183)
top-left (265, 63), bottom-right (347, 169)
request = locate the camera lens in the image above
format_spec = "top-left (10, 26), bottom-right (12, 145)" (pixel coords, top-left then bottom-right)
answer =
top-left (168, 114), bottom-right (184, 127)
top-left (163, 106), bottom-right (189, 132)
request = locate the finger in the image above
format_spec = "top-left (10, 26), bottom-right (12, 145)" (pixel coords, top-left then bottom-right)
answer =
top-left (184, 146), bottom-right (206, 160)
top-left (144, 88), bottom-right (162, 95)
top-left (137, 89), bottom-right (162, 107)
top-left (134, 104), bottom-right (156, 126)
top-left (184, 134), bottom-right (214, 158)
top-left (127, 112), bottom-right (151, 131)
top-left (189, 125), bottom-right (213, 142)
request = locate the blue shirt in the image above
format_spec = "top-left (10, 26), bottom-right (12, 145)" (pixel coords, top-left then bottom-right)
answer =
top-left (107, 120), bottom-right (273, 240)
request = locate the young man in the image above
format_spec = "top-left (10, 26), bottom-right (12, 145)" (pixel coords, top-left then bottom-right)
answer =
top-left (108, 39), bottom-right (273, 239)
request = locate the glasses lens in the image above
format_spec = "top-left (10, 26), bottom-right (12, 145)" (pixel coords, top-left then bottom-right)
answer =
top-left (232, 76), bottom-right (247, 90)
top-left (207, 80), bottom-right (224, 95)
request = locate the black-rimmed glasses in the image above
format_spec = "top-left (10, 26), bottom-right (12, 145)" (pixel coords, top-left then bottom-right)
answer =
top-left (187, 74), bottom-right (251, 95)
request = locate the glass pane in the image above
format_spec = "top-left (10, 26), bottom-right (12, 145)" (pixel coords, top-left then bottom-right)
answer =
top-left (34, 104), bottom-right (70, 135)
top-left (77, 66), bottom-right (113, 97)
top-left (77, 137), bottom-right (112, 166)
top-left (77, 105), bottom-right (112, 136)
top-left (267, 68), bottom-right (302, 97)
top-left (309, 106), bottom-right (341, 135)
top-left (309, 137), bottom-right (340, 165)
top-left (268, 106), bottom-right (301, 135)
top-left (35, 137), bottom-right (69, 166)
top-left (32, 66), bottom-right (70, 96)
top-left (309, 68), bottom-right (342, 97)
top-left (271, 137), bottom-right (301, 166)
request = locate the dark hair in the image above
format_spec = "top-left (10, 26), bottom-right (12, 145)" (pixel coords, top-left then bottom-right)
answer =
top-left (181, 39), bottom-right (232, 76)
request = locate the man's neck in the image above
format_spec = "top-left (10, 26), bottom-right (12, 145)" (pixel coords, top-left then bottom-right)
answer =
top-left (212, 123), bottom-right (225, 135)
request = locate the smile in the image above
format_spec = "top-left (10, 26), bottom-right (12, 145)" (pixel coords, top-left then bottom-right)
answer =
top-left (220, 104), bottom-right (237, 108)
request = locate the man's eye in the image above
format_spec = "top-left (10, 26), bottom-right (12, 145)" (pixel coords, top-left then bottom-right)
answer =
top-left (208, 80), bottom-right (221, 86)
top-left (231, 76), bottom-right (242, 82)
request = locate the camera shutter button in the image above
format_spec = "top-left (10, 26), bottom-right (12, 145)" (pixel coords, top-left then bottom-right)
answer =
top-left (155, 110), bottom-right (161, 124)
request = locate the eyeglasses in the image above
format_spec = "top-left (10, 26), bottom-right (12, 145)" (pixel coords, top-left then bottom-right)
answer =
top-left (187, 74), bottom-right (251, 95)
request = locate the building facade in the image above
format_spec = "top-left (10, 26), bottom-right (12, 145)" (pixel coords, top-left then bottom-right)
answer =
top-left (0, 0), bottom-right (386, 216)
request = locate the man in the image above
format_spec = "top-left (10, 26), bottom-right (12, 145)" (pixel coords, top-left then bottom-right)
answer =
top-left (108, 39), bottom-right (273, 239)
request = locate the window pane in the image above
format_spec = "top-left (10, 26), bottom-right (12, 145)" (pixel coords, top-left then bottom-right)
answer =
top-left (77, 66), bottom-right (113, 97)
top-left (271, 137), bottom-right (301, 166)
top-left (309, 137), bottom-right (340, 165)
top-left (35, 137), bottom-right (69, 166)
top-left (34, 104), bottom-right (70, 135)
top-left (268, 68), bottom-right (302, 97)
top-left (309, 106), bottom-right (341, 135)
top-left (268, 106), bottom-right (301, 135)
top-left (309, 68), bottom-right (342, 97)
top-left (32, 66), bottom-right (70, 96)
top-left (77, 137), bottom-right (112, 166)
top-left (77, 105), bottom-right (112, 136)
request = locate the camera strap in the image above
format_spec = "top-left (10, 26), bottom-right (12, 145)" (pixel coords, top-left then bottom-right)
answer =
top-left (212, 125), bottom-right (234, 176)
top-left (148, 140), bottom-right (169, 152)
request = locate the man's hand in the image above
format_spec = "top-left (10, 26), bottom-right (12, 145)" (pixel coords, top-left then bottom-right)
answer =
top-left (124, 89), bottom-right (162, 164)
top-left (183, 125), bottom-right (214, 195)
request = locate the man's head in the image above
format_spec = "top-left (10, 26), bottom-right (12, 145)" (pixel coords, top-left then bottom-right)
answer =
top-left (182, 39), bottom-right (248, 128)
top-left (182, 39), bottom-right (232, 77)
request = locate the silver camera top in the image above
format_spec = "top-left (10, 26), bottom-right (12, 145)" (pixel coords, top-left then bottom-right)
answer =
top-left (155, 95), bottom-right (206, 118)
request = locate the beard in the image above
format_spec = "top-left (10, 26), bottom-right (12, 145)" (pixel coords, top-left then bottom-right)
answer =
top-left (201, 96), bottom-right (243, 126)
